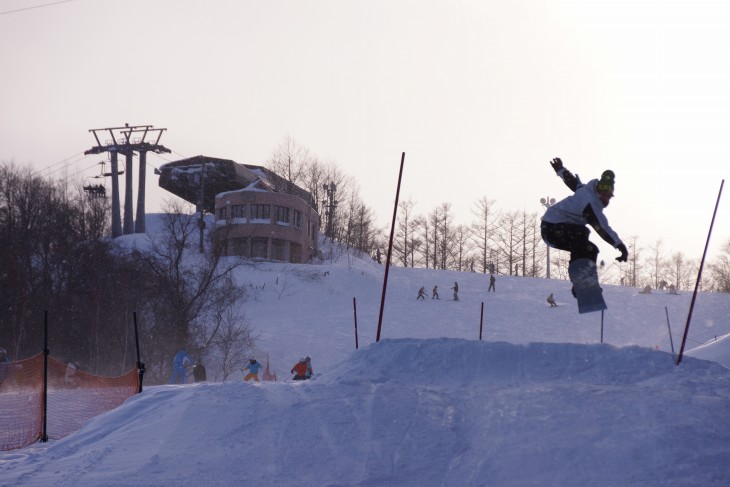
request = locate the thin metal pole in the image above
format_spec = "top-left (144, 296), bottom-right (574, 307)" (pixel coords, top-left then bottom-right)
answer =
top-left (479, 302), bottom-right (484, 340)
top-left (353, 297), bottom-right (359, 350)
top-left (665, 307), bottom-right (675, 354)
top-left (677, 180), bottom-right (724, 365)
top-left (41, 311), bottom-right (49, 442)
top-left (376, 152), bottom-right (405, 342)
top-left (133, 311), bottom-right (145, 393)
top-left (600, 310), bottom-right (604, 343)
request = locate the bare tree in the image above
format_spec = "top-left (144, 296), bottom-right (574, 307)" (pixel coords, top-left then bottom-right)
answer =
top-left (138, 200), bottom-right (250, 380)
top-left (519, 211), bottom-right (541, 277)
top-left (708, 239), bottom-right (730, 292)
top-left (626, 235), bottom-right (642, 287)
top-left (199, 307), bottom-right (254, 381)
top-left (394, 199), bottom-right (416, 267)
top-left (418, 215), bottom-right (432, 269)
top-left (494, 210), bottom-right (524, 276)
top-left (452, 224), bottom-right (474, 272)
top-left (470, 196), bottom-right (498, 274)
top-left (668, 251), bottom-right (698, 291)
top-left (267, 135), bottom-right (312, 194)
top-left (646, 239), bottom-right (666, 289)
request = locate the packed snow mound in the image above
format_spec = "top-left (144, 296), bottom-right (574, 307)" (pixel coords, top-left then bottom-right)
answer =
top-left (4, 340), bottom-right (730, 487)
top-left (321, 338), bottom-right (730, 388)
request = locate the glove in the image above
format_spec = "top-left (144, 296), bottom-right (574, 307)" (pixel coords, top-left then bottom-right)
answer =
top-left (550, 157), bottom-right (563, 173)
top-left (616, 243), bottom-right (628, 263)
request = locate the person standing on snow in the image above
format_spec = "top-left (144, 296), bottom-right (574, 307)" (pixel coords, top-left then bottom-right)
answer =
top-left (488, 274), bottom-right (496, 292)
top-left (0, 347), bottom-right (11, 387)
top-left (170, 349), bottom-right (194, 384)
top-left (243, 358), bottom-right (263, 382)
top-left (432, 285), bottom-right (440, 299)
top-left (451, 282), bottom-right (459, 301)
top-left (417, 287), bottom-right (427, 300)
top-left (541, 158), bottom-right (628, 294)
top-left (193, 360), bottom-right (207, 382)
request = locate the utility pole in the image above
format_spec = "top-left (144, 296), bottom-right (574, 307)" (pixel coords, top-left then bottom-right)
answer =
top-left (85, 124), bottom-right (170, 237)
top-left (322, 182), bottom-right (337, 239)
top-left (197, 161), bottom-right (206, 253)
top-left (540, 196), bottom-right (556, 278)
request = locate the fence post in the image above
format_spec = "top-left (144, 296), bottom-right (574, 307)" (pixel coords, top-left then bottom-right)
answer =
top-left (353, 297), bottom-right (359, 349)
top-left (479, 302), bottom-right (484, 340)
top-left (133, 312), bottom-right (145, 393)
top-left (376, 152), bottom-right (405, 342)
top-left (41, 310), bottom-right (49, 442)
top-left (677, 180), bottom-right (724, 365)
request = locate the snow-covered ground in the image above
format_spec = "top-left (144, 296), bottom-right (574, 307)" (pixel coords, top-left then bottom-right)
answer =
top-left (2, 228), bottom-right (730, 486)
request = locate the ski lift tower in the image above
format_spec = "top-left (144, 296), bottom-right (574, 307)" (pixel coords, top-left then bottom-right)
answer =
top-left (85, 124), bottom-right (170, 237)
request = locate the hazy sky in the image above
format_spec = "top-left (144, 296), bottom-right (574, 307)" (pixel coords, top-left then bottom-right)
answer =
top-left (1, 0), bottom-right (728, 262)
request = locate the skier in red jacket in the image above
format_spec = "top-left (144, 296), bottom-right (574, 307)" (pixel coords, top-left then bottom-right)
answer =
top-left (291, 358), bottom-right (309, 381)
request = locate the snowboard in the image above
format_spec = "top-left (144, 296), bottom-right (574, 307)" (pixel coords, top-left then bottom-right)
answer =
top-left (568, 258), bottom-right (607, 314)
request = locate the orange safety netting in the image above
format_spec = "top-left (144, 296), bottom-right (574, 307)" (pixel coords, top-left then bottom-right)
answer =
top-left (0, 354), bottom-right (139, 451)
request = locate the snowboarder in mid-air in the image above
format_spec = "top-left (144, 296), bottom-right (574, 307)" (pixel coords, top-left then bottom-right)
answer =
top-left (540, 157), bottom-right (628, 313)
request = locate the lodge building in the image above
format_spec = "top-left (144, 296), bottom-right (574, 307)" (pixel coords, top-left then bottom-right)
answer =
top-left (158, 155), bottom-right (320, 263)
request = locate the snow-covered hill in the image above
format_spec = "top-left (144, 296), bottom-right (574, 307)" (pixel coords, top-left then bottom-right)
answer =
top-left (2, 226), bottom-right (729, 486)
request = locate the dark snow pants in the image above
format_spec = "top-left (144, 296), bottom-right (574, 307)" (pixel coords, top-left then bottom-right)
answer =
top-left (540, 222), bottom-right (598, 263)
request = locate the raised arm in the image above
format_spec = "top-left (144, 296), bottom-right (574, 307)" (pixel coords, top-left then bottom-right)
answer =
top-left (549, 157), bottom-right (582, 193)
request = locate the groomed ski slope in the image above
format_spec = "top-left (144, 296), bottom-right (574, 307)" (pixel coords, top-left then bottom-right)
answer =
top-left (2, 230), bottom-right (730, 486)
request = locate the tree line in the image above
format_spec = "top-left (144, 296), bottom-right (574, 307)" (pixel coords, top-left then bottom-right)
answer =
top-left (3, 139), bottom-right (730, 374)
top-left (266, 137), bottom-right (730, 293)
top-left (0, 163), bottom-right (253, 382)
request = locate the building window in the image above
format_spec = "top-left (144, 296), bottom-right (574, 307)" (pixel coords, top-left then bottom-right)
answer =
top-left (252, 204), bottom-right (270, 220)
top-left (218, 207), bottom-right (227, 220)
top-left (272, 238), bottom-right (286, 261)
top-left (274, 205), bottom-right (290, 224)
top-left (251, 237), bottom-right (268, 258)
top-left (293, 210), bottom-right (302, 228)
top-left (232, 204), bottom-right (246, 219)
top-left (229, 237), bottom-right (249, 256)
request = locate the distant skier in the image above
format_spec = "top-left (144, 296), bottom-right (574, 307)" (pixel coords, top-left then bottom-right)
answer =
top-left (170, 349), bottom-right (194, 384)
top-left (432, 285), bottom-right (440, 299)
top-left (243, 358), bottom-right (263, 382)
top-left (547, 293), bottom-right (558, 307)
top-left (305, 356), bottom-right (313, 379)
top-left (488, 274), bottom-right (496, 292)
top-left (291, 358), bottom-right (309, 381)
top-left (417, 287), bottom-right (427, 300)
top-left (451, 282), bottom-right (459, 301)
top-left (193, 361), bottom-right (207, 382)
top-left (0, 347), bottom-right (10, 387)
top-left (541, 157), bottom-right (628, 299)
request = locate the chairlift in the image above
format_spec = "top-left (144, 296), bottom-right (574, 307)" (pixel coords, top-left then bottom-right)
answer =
top-left (82, 182), bottom-right (107, 198)
top-left (98, 160), bottom-right (123, 177)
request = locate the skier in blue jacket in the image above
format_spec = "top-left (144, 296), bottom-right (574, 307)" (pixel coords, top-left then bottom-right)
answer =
top-left (170, 349), bottom-right (194, 384)
top-left (243, 358), bottom-right (264, 381)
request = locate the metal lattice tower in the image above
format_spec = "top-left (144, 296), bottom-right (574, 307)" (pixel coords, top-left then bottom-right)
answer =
top-left (85, 124), bottom-right (170, 237)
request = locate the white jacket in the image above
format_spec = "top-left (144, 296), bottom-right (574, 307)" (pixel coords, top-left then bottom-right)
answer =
top-left (542, 178), bottom-right (623, 248)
